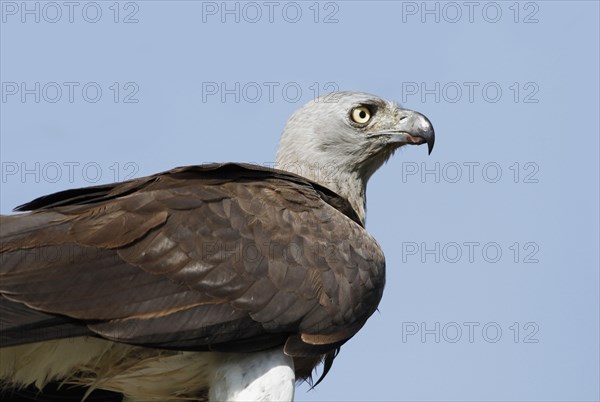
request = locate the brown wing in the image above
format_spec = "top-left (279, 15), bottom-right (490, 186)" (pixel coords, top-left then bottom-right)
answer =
top-left (0, 163), bottom-right (385, 358)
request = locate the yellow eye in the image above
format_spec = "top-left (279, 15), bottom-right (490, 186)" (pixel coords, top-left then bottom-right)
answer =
top-left (351, 106), bottom-right (372, 125)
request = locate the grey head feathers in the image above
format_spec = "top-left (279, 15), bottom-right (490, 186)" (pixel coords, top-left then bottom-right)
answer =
top-left (276, 91), bottom-right (434, 224)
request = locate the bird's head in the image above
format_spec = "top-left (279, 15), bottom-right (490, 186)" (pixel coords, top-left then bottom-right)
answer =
top-left (276, 91), bottom-right (435, 224)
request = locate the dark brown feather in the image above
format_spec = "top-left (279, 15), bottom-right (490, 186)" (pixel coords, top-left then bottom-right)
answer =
top-left (0, 162), bottom-right (385, 380)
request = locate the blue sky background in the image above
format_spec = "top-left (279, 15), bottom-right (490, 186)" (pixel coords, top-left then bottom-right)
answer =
top-left (1, 1), bottom-right (598, 401)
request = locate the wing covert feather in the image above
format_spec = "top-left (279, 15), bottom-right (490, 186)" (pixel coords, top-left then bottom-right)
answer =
top-left (0, 164), bottom-right (385, 355)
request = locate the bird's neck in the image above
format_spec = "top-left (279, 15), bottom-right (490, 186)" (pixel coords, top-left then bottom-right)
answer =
top-left (278, 161), bottom-right (368, 225)
top-left (325, 169), bottom-right (367, 226)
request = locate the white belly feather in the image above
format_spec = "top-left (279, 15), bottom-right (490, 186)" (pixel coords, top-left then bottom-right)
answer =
top-left (0, 337), bottom-right (295, 402)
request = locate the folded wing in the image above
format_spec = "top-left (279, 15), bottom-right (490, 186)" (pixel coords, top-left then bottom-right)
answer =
top-left (0, 163), bottom-right (385, 358)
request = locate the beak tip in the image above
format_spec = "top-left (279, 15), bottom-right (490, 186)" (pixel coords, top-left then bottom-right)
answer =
top-left (427, 137), bottom-right (435, 155)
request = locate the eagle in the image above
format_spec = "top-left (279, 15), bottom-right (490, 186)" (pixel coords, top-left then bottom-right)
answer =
top-left (0, 92), bottom-right (434, 401)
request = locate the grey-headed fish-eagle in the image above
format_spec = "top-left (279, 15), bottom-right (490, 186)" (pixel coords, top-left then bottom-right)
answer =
top-left (0, 92), bottom-right (434, 402)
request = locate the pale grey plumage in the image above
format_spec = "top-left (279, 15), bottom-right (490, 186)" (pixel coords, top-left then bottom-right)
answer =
top-left (277, 92), bottom-right (434, 224)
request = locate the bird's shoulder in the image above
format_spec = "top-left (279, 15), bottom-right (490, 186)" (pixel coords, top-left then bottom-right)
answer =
top-left (14, 162), bottom-right (363, 227)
